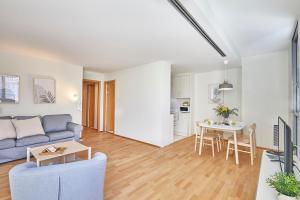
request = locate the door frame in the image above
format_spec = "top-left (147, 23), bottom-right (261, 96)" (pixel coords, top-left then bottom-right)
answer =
top-left (82, 79), bottom-right (101, 130)
top-left (103, 80), bottom-right (115, 133)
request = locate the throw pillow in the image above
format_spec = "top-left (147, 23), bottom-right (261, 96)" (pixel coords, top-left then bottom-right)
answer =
top-left (12, 117), bottom-right (45, 139)
top-left (0, 120), bottom-right (17, 140)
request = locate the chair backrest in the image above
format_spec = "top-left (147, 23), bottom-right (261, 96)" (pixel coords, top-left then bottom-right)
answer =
top-left (195, 121), bottom-right (203, 135)
top-left (247, 123), bottom-right (256, 140)
top-left (9, 152), bottom-right (107, 200)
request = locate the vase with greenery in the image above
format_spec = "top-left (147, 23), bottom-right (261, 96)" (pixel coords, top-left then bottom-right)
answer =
top-left (267, 172), bottom-right (300, 200)
top-left (213, 104), bottom-right (238, 123)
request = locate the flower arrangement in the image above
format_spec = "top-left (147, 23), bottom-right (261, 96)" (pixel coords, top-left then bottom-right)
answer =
top-left (267, 172), bottom-right (300, 199)
top-left (213, 105), bottom-right (238, 119)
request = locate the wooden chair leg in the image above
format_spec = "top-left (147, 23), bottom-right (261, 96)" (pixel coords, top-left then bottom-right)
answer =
top-left (199, 138), bottom-right (203, 155)
top-left (250, 145), bottom-right (254, 165)
top-left (218, 136), bottom-right (222, 150)
top-left (253, 135), bottom-right (257, 158)
top-left (216, 139), bottom-right (219, 152)
top-left (194, 135), bottom-right (198, 152)
top-left (211, 140), bottom-right (215, 157)
top-left (249, 134), bottom-right (254, 165)
top-left (226, 141), bottom-right (230, 160)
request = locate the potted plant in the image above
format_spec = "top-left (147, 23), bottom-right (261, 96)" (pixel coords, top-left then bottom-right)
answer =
top-left (267, 172), bottom-right (300, 200)
top-left (213, 104), bottom-right (238, 123)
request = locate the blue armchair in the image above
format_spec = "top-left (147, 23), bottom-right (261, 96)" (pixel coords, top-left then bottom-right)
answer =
top-left (9, 152), bottom-right (107, 200)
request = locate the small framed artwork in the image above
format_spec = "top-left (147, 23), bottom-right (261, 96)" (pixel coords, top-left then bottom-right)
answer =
top-left (0, 75), bottom-right (20, 104)
top-left (208, 84), bottom-right (223, 104)
top-left (34, 77), bottom-right (56, 104)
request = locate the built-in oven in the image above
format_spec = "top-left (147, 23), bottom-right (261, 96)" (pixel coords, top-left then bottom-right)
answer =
top-left (180, 106), bottom-right (190, 113)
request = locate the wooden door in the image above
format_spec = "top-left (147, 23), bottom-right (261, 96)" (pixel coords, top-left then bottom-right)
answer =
top-left (82, 80), bottom-right (100, 129)
top-left (104, 80), bottom-right (115, 133)
top-left (87, 84), bottom-right (95, 128)
top-left (82, 81), bottom-right (88, 127)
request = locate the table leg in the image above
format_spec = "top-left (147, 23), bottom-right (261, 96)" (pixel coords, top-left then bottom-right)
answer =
top-left (233, 131), bottom-right (239, 165)
top-left (26, 148), bottom-right (31, 162)
top-left (199, 127), bottom-right (204, 155)
top-left (88, 147), bottom-right (92, 159)
top-left (37, 160), bottom-right (40, 167)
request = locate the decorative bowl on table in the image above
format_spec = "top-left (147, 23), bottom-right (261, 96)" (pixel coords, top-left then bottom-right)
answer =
top-left (229, 120), bottom-right (237, 126)
top-left (203, 119), bottom-right (214, 126)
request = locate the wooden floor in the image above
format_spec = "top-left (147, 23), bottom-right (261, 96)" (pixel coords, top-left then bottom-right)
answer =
top-left (0, 128), bottom-right (262, 200)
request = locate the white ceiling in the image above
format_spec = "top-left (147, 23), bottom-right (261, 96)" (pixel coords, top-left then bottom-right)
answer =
top-left (203, 0), bottom-right (300, 57)
top-left (0, 0), bottom-right (299, 73)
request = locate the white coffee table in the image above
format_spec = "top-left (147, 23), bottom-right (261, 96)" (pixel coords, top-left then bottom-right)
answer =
top-left (27, 140), bottom-right (91, 167)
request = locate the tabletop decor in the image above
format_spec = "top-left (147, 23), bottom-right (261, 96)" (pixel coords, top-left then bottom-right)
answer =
top-left (267, 172), bottom-right (300, 200)
top-left (229, 120), bottom-right (237, 126)
top-left (203, 119), bottom-right (214, 126)
top-left (39, 146), bottom-right (66, 156)
top-left (214, 104), bottom-right (238, 123)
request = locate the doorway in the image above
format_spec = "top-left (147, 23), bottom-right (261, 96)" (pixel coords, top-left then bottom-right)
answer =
top-left (82, 79), bottom-right (101, 129)
top-left (104, 80), bottom-right (115, 133)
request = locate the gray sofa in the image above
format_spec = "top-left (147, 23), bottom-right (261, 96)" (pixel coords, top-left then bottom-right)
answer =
top-left (0, 114), bottom-right (82, 164)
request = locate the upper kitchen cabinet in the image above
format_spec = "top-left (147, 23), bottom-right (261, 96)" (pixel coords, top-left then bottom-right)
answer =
top-left (171, 73), bottom-right (194, 98)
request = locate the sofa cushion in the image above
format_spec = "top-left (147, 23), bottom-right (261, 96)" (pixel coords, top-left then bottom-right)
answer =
top-left (12, 117), bottom-right (45, 139)
top-left (0, 139), bottom-right (15, 150)
top-left (42, 114), bottom-right (72, 133)
top-left (16, 135), bottom-right (49, 147)
top-left (0, 120), bottom-right (17, 140)
top-left (47, 131), bottom-right (74, 141)
top-left (13, 116), bottom-right (39, 120)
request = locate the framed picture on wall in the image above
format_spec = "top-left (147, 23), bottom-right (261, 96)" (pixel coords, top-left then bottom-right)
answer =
top-left (0, 75), bottom-right (20, 104)
top-left (208, 84), bottom-right (223, 104)
top-left (33, 77), bottom-right (56, 104)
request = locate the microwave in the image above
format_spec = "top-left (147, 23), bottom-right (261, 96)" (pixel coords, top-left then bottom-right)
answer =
top-left (180, 106), bottom-right (190, 113)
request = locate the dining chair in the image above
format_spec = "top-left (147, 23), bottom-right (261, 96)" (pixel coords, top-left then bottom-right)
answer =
top-left (226, 123), bottom-right (256, 165)
top-left (195, 122), bottom-right (220, 157)
top-left (216, 131), bottom-right (224, 150)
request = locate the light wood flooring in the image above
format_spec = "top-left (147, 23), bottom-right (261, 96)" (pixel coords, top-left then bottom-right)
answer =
top-left (0, 128), bottom-right (262, 200)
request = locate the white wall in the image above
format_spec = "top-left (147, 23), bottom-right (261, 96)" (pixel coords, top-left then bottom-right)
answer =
top-left (0, 51), bottom-right (83, 124)
top-left (193, 68), bottom-right (242, 125)
top-left (83, 71), bottom-right (105, 81)
top-left (83, 71), bottom-right (105, 131)
top-left (105, 61), bottom-right (172, 147)
top-left (242, 50), bottom-right (289, 149)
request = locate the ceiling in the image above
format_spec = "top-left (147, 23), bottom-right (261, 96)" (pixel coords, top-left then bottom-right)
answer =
top-left (0, 0), bottom-right (298, 73)
top-left (202, 0), bottom-right (300, 57)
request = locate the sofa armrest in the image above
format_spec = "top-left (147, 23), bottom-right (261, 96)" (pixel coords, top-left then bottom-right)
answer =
top-left (9, 162), bottom-right (60, 200)
top-left (9, 162), bottom-right (37, 176)
top-left (67, 122), bottom-right (82, 140)
top-left (93, 152), bottom-right (107, 162)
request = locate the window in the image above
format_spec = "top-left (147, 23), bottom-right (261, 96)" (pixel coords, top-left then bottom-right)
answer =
top-left (292, 22), bottom-right (299, 155)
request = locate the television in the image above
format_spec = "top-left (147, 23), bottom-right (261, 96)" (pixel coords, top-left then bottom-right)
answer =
top-left (269, 116), bottom-right (293, 174)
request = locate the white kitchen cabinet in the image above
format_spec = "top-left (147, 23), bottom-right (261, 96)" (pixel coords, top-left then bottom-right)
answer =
top-left (175, 112), bottom-right (191, 136)
top-left (171, 73), bottom-right (193, 98)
